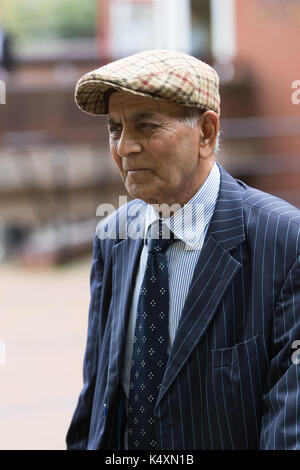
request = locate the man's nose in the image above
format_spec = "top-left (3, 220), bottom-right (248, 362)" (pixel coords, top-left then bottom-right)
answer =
top-left (117, 129), bottom-right (142, 157)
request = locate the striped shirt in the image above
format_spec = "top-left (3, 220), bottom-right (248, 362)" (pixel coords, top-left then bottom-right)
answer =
top-left (121, 162), bottom-right (220, 434)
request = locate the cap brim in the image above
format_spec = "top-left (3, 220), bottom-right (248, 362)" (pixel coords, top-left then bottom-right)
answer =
top-left (75, 78), bottom-right (210, 116)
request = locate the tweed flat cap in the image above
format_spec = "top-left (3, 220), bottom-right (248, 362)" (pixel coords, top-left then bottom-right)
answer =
top-left (75, 49), bottom-right (220, 116)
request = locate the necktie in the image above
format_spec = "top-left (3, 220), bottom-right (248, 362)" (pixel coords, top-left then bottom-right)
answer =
top-left (127, 219), bottom-right (174, 450)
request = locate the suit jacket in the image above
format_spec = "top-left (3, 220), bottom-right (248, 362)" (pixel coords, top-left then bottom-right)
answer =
top-left (66, 163), bottom-right (300, 450)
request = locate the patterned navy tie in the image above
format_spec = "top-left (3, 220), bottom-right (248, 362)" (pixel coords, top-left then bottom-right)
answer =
top-left (127, 219), bottom-right (174, 450)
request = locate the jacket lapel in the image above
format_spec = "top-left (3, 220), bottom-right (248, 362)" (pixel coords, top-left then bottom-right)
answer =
top-left (158, 163), bottom-right (246, 403)
top-left (105, 201), bottom-right (146, 409)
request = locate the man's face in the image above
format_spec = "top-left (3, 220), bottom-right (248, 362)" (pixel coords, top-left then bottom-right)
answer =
top-left (108, 91), bottom-right (212, 207)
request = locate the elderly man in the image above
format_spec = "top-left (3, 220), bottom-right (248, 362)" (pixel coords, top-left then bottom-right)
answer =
top-left (66, 50), bottom-right (300, 450)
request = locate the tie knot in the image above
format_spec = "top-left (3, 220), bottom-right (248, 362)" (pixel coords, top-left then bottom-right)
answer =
top-left (147, 220), bottom-right (174, 254)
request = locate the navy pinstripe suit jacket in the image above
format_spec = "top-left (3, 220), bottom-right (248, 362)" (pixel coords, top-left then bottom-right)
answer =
top-left (66, 163), bottom-right (300, 450)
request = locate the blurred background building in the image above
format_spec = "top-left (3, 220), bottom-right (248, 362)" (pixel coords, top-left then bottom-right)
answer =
top-left (0, 0), bottom-right (299, 265)
top-left (0, 0), bottom-right (299, 450)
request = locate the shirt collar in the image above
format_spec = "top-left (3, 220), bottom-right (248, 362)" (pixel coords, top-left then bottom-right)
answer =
top-left (144, 162), bottom-right (220, 250)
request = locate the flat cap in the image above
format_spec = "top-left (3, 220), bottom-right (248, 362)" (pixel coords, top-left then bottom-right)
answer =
top-left (75, 49), bottom-right (220, 116)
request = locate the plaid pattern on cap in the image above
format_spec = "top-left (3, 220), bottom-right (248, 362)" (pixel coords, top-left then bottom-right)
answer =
top-left (75, 49), bottom-right (220, 116)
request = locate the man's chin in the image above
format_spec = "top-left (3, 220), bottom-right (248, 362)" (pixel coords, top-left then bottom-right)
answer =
top-left (126, 187), bottom-right (158, 205)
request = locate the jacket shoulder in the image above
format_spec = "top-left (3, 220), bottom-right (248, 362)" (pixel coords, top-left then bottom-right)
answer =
top-left (236, 179), bottom-right (300, 227)
top-left (232, 179), bottom-right (300, 258)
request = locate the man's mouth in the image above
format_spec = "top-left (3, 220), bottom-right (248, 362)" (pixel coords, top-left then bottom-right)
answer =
top-left (126, 169), bottom-right (149, 173)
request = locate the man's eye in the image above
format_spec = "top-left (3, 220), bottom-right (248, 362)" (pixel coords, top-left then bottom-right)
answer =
top-left (109, 126), bottom-right (122, 133)
top-left (138, 123), bottom-right (157, 131)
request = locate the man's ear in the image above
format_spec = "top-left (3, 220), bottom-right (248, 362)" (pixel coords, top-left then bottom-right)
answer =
top-left (198, 111), bottom-right (219, 158)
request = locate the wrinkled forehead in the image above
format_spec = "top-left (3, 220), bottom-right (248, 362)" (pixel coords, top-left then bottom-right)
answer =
top-left (108, 90), bottom-right (187, 121)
